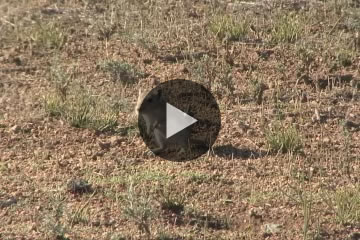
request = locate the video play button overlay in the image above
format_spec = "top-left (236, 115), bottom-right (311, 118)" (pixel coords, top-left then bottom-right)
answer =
top-left (137, 79), bottom-right (221, 161)
top-left (166, 103), bottom-right (197, 139)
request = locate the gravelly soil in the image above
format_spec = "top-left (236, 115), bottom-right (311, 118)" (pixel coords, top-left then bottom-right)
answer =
top-left (0, 0), bottom-right (360, 239)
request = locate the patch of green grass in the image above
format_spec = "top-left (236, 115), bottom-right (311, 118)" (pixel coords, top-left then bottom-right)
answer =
top-left (155, 232), bottom-right (181, 240)
top-left (209, 15), bottom-right (249, 41)
top-left (296, 43), bottom-right (316, 73)
top-left (69, 192), bottom-right (95, 227)
top-left (247, 190), bottom-right (278, 206)
top-left (42, 201), bottom-right (70, 240)
top-left (97, 21), bottom-right (117, 41)
top-left (30, 22), bottom-right (67, 50)
top-left (44, 84), bottom-right (119, 132)
top-left (108, 234), bottom-right (127, 240)
top-left (66, 90), bottom-right (118, 131)
top-left (98, 60), bottom-right (144, 84)
top-left (271, 13), bottom-right (303, 44)
top-left (265, 123), bottom-right (302, 153)
top-left (0, 162), bottom-right (9, 174)
top-left (122, 179), bottom-right (155, 237)
top-left (44, 63), bottom-right (72, 118)
top-left (249, 76), bottom-right (267, 104)
top-left (43, 94), bottom-right (66, 118)
top-left (44, 64), bottom-right (120, 131)
top-left (62, 91), bottom-right (94, 129)
top-left (157, 184), bottom-right (186, 214)
top-left (48, 62), bottom-right (73, 100)
top-left (69, 207), bottom-right (90, 226)
top-left (131, 170), bottom-right (173, 185)
top-left (332, 187), bottom-right (360, 225)
top-left (335, 49), bottom-right (353, 67)
top-left (182, 171), bottom-right (212, 184)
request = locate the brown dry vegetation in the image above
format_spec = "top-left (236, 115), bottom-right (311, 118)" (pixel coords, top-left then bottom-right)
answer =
top-left (1, 0), bottom-right (360, 239)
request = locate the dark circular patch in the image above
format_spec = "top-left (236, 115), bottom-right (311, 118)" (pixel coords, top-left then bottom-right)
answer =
top-left (138, 79), bottom-right (221, 161)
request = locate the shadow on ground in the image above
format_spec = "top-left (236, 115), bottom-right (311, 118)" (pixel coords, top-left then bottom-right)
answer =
top-left (213, 144), bottom-right (266, 160)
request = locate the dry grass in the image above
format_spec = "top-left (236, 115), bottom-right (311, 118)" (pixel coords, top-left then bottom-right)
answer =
top-left (0, 0), bottom-right (360, 239)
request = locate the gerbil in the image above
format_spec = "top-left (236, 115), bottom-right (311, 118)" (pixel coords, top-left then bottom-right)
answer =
top-left (135, 88), bottom-right (191, 155)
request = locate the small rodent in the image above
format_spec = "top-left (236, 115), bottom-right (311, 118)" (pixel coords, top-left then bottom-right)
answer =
top-left (135, 88), bottom-right (191, 155)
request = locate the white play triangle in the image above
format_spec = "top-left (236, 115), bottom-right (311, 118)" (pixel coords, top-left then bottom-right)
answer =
top-left (166, 103), bottom-right (197, 139)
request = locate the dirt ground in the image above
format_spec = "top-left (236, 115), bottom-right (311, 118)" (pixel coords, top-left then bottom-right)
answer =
top-left (1, 0), bottom-right (360, 239)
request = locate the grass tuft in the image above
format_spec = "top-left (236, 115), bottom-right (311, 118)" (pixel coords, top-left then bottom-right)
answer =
top-left (333, 187), bottom-right (360, 225)
top-left (209, 15), bottom-right (249, 41)
top-left (30, 22), bottom-right (67, 50)
top-left (44, 84), bottom-right (119, 132)
top-left (43, 201), bottom-right (70, 240)
top-left (271, 13), bottom-right (302, 44)
top-left (157, 184), bottom-right (185, 214)
top-left (98, 60), bottom-right (144, 84)
top-left (122, 179), bottom-right (154, 238)
top-left (265, 123), bottom-right (302, 153)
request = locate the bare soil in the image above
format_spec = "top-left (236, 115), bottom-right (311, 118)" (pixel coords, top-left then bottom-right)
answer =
top-left (0, 0), bottom-right (360, 239)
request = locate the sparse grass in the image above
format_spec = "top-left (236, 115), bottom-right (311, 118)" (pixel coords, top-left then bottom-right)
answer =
top-left (132, 170), bottom-right (173, 184)
top-left (44, 84), bottom-right (119, 132)
top-left (249, 76), bottom-right (267, 104)
top-left (69, 191), bottom-right (95, 226)
top-left (44, 94), bottom-right (66, 118)
top-left (184, 207), bottom-right (230, 230)
top-left (122, 179), bottom-right (155, 238)
top-left (98, 60), bottom-right (144, 84)
top-left (209, 15), bottom-right (250, 41)
top-left (335, 49), bottom-right (354, 67)
top-left (247, 189), bottom-right (278, 207)
top-left (265, 123), bottom-right (303, 154)
top-left (155, 232), bottom-right (180, 240)
top-left (42, 201), bottom-right (69, 240)
top-left (183, 171), bottom-right (212, 185)
top-left (97, 20), bottom-right (117, 41)
top-left (48, 62), bottom-right (73, 101)
top-left (189, 55), bottom-right (235, 97)
top-left (281, 183), bottom-right (316, 240)
top-left (43, 64), bottom-right (120, 131)
top-left (189, 54), bottom-right (213, 87)
top-left (212, 64), bottom-right (235, 97)
top-left (157, 184), bottom-right (186, 214)
top-left (332, 187), bottom-right (360, 225)
top-left (1, 0), bottom-right (360, 239)
top-left (271, 12), bottom-right (303, 44)
top-left (296, 43), bottom-right (316, 74)
top-left (108, 234), bottom-right (127, 240)
top-left (30, 21), bottom-right (67, 50)
top-left (65, 90), bottom-right (117, 131)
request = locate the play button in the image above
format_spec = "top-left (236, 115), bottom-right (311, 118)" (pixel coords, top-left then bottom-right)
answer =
top-left (137, 79), bottom-right (221, 161)
top-left (166, 103), bottom-right (197, 138)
